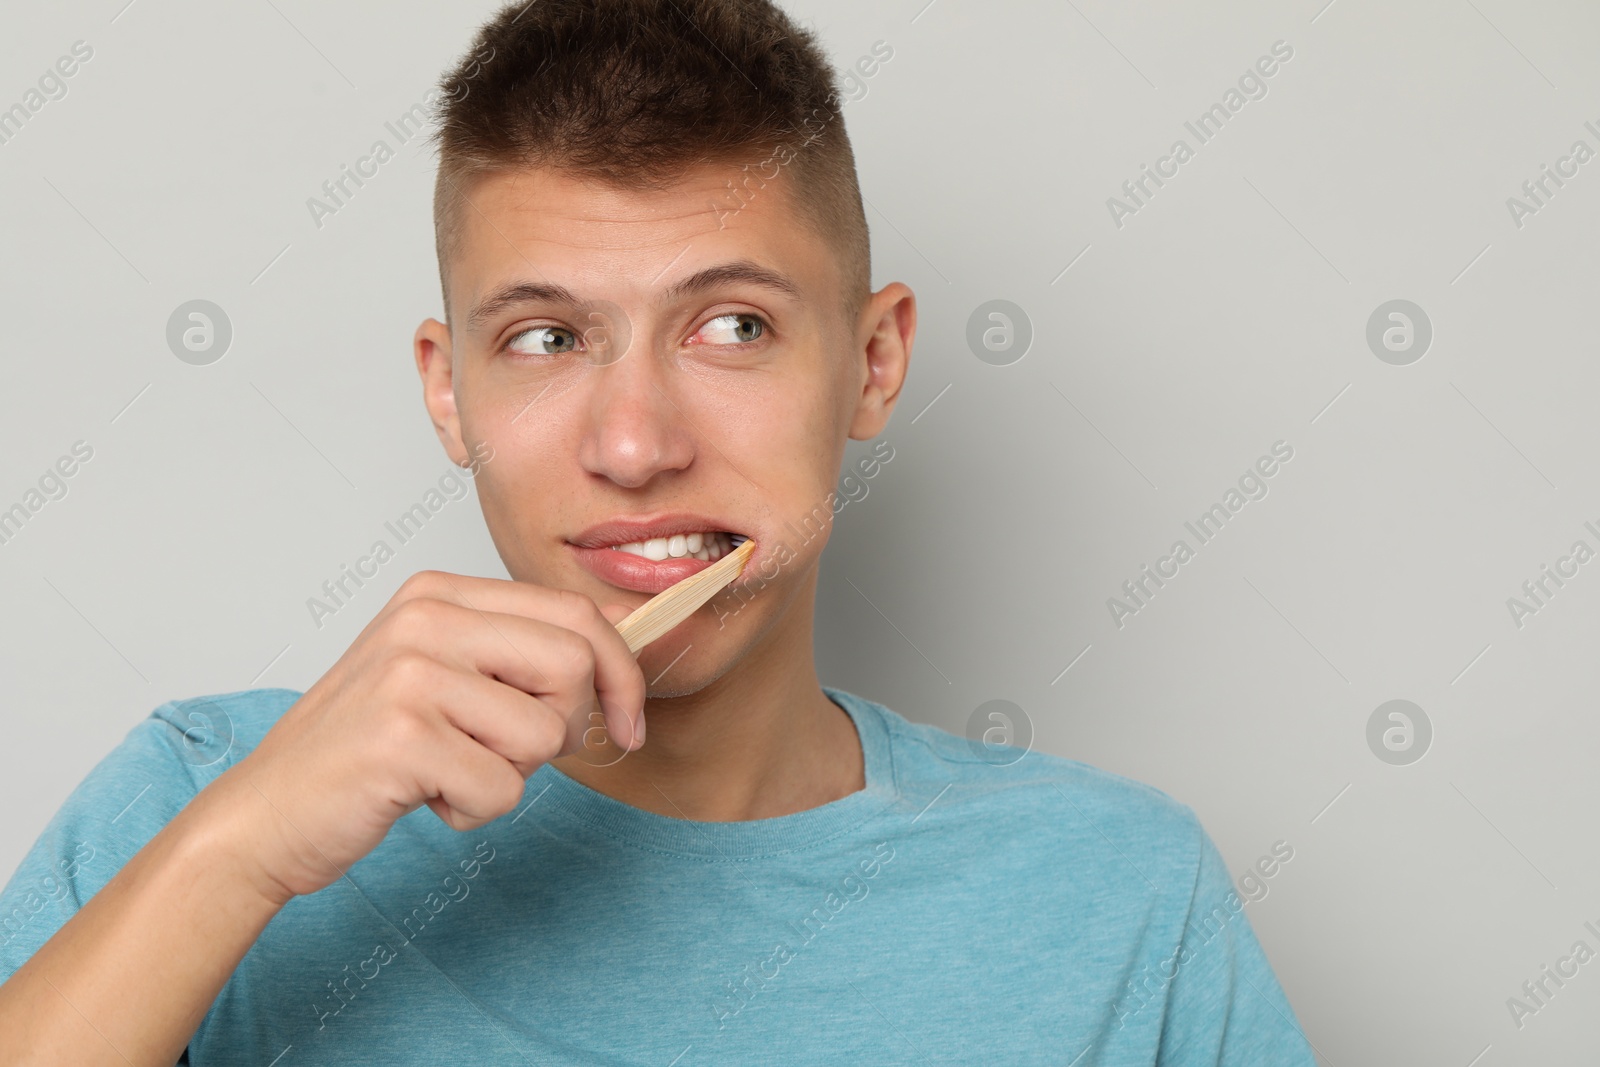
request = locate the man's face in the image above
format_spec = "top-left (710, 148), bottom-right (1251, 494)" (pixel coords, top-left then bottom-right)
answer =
top-left (416, 163), bottom-right (884, 695)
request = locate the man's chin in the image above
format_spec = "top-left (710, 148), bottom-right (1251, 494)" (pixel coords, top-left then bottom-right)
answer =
top-left (641, 588), bottom-right (793, 695)
top-left (636, 627), bottom-right (740, 700)
top-left (514, 556), bottom-right (795, 691)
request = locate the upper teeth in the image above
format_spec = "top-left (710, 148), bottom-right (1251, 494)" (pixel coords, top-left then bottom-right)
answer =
top-left (608, 531), bottom-right (734, 562)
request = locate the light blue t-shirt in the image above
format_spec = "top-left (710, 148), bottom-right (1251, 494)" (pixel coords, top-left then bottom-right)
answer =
top-left (0, 686), bottom-right (1316, 1064)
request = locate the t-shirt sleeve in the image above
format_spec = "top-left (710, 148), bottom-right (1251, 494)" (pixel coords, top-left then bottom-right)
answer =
top-left (0, 695), bottom-right (241, 988)
top-left (1154, 814), bottom-right (1318, 1066)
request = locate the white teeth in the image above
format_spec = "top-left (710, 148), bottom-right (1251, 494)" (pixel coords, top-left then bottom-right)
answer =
top-left (607, 531), bottom-right (734, 561)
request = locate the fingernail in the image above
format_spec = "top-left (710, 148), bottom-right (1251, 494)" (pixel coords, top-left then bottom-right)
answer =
top-left (632, 712), bottom-right (646, 749)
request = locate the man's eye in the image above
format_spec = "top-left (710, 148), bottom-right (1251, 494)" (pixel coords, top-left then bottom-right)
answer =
top-left (506, 326), bottom-right (579, 356)
top-left (696, 313), bottom-right (765, 345)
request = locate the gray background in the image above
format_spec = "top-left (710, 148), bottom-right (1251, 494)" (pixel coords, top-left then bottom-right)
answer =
top-left (2, 0), bottom-right (1595, 1061)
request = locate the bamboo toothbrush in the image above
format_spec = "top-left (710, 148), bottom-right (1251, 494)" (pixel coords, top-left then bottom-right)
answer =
top-left (613, 536), bottom-right (756, 654)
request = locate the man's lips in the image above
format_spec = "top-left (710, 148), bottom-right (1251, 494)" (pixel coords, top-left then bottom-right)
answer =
top-left (570, 543), bottom-right (723, 594)
top-left (567, 513), bottom-right (755, 595)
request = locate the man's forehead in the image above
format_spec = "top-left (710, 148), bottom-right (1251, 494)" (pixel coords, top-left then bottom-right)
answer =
top-left (448, 163), bottom-right (834, 318)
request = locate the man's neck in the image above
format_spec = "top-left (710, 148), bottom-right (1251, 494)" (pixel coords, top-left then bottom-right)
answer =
top-left (551, 577), bottom-right (865, 821)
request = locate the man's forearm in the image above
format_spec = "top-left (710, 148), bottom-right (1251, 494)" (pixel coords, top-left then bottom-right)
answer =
top-left (0, 778), bottom-right (289, 1066)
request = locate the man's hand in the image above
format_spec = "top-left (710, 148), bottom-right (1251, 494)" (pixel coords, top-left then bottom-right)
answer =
top-left (206, 570), bottom-right (646, 903)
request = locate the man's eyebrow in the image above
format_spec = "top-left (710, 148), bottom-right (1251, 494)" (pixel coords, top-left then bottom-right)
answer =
top-left (464, 260), bottom-right (801, 333)
top-left (465, 279), bottom-right (582, 333)
top-left (660, 260), bottom-right (802, 305)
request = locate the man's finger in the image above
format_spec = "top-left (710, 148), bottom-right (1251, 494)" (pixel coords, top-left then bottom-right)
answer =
top-left (383, 572), bottom-right (647, 750)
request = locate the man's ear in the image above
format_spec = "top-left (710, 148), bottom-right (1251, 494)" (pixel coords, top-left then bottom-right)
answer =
top-left (848, 282), bottom-right (916, 440)
top-left (415, 317), bottom-right (470, 464)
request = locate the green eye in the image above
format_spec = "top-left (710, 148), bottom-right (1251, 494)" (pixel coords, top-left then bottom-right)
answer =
top-left (507, 326), bottom-right (578, 356)
top-left (699, 314), bottom-right (765, 344)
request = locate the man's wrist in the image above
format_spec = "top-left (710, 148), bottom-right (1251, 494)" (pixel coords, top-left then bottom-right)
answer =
top-left (169, 772), bottom-right (300, 914)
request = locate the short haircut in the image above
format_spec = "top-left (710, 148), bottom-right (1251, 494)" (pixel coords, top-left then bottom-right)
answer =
top-left (429, 0), bottom-right (872, 330)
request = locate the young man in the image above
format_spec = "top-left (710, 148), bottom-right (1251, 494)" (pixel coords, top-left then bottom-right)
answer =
top-left (0, 1), bottom-right (1316, 1062)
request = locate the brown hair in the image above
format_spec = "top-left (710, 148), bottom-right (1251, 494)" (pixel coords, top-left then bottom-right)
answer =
top-left (429, 0), bottom-right (871, 328)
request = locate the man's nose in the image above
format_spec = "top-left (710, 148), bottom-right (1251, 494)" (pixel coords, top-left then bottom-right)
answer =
top-left (576, 334), bottom-right (696, 489)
